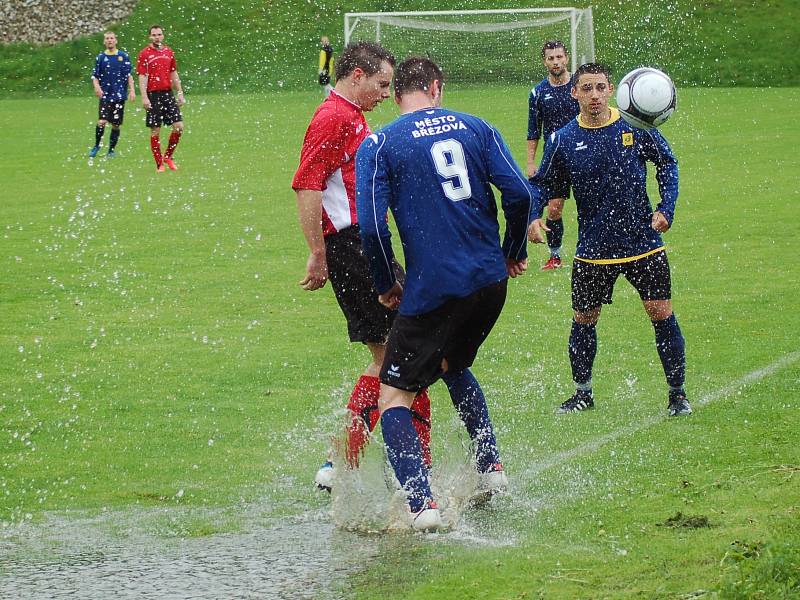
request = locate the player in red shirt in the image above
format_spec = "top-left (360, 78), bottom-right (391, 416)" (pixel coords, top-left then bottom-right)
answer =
top-left (292, 42), bottom-right (432, 491)
top-left (137, 24), bottom-right (185, 172)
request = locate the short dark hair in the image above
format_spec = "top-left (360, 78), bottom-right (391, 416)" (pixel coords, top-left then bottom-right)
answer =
top-left (335, 41), bottom-right (395, 80)
top-left (573, 62), bottom-right (612, 86)
top-left (541, 39), bottom-right (567, 58)
top-left (394, 56), bottom-right (444, 98)
top-left (149, 24), bottom-right (163, 34)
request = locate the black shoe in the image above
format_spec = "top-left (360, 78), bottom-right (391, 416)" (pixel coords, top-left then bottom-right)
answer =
top-left (667, 389), bottom-right (692, 416)
top-left (556, 390), bottom-right (594, 414)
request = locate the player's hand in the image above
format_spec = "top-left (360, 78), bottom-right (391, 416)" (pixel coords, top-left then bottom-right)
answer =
top-left (176, 92), bottom-right (186, 106)
top-left (527, 164), bottom-right (538, 178)
top-left (142, 97), bottom-right (151, 110)
top-left (94, 89), bottom-right (104, 99)
top-left (651, 211), bottom-right (670, 233)
top-left (128, 92), bottom-right (135, 102)
top-left (299, 252), bottom-right (328, 291)
top-left (378, 282), bottom-right (403, 310)
top-left (506, 258), bottom-right (528, 278)
top-left (527, 218), bottom-right (550, 243)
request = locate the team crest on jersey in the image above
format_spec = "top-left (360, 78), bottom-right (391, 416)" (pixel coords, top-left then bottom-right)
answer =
top-left (622, 132), bottom-right (633, 147)
top-left (355, 123), bottom-right (364, 134)
top-left (117, 55), bottom-right (124, 61)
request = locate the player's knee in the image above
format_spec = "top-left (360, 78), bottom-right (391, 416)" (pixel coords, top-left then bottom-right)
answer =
top-left (97, 119), bottom-right (107, 127)
top-left (548, 200), bottom-right (564, 220)
top-left (173, 122), bottom-right (184, 133)
top-left (574, 308), bottom-right (600, 325)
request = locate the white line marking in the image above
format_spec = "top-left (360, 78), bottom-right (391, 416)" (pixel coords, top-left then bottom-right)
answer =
top-left (524, 350), bottom-right (800, 476)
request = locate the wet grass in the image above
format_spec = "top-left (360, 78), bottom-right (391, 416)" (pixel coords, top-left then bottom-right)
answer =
top-left (1, 86), bottom-right (799, 597)
top-left (1, 0), bottom-right (799, 96)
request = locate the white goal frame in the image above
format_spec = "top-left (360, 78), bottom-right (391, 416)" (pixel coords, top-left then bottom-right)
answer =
top-left (344, 7), bottom-right (595, 73)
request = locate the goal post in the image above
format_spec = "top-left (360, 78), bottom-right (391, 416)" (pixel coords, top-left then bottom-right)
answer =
top-left (344, 8), bottom-right (595, 84)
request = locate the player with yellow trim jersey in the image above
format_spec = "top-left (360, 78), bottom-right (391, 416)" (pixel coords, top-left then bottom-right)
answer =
top-left (529, 63), bottom-right (691, 418)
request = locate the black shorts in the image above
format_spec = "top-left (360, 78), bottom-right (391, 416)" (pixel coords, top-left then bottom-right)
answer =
top-left (380, 279), bottom-right (508, 392)
top-left (99, 100), bottom-right (125, 126)
top-left (571, 250), bottom-right (672, 312)
top-left (326, 225), bottom-right (399, 344)
top-left (145, 90), bottom-right (182, 128)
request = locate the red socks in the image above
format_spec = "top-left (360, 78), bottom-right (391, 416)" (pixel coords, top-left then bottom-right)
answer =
top-left (410, 388), bottom-right (432, 468)
top-left (150, 135), bottom-right (162, 166)
top-left (345, 375), bottom-right (432, 468)
top-left (165, 129), bottom-right (182, 159)
top-left (345, 376), bottom-right (381, 468)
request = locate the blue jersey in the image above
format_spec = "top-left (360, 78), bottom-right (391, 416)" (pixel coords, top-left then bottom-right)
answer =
top-left (356, 108), bottom-right (538, 316)
top-left (527, 77), bottom-right (580, 141)
top-left (531, 108), bottom-right (679, 262)
top-left (92, 50), bottom-right (132, 102)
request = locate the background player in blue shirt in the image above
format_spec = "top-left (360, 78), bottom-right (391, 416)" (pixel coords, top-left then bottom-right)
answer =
top-left (356, 57), bottom-right (536, 531)
top-left (527, 40), bottom-right (580, 270)
top-left (529, 63), bottom-right (691, 418)
top-left (89, 32), bottom-right (135, 159)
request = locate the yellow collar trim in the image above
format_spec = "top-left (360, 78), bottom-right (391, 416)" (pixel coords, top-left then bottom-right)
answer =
top-left (104, 49), bottom-right (119, 56)
top-left (578, 107), bottom-right (621, 129)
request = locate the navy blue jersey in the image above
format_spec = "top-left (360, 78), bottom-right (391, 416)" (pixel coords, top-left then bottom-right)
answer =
top-left (92, 50), bottom-right (132, 102)
top-left (531, 108), bottom-right (679, 262)
top-left (356, 108), bottom-right (538, 316)
top-left (527, 77), bottom-right (580, 141)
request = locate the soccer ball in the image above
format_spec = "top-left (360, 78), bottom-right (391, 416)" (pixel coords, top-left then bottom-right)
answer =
top-left (615, 67), bottom-right (676, 129)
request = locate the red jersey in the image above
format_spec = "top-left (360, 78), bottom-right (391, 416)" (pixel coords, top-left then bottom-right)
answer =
top-left (136, 45), bottom-right (177, 92)
top-left (292, 91), bottom-right (370, 236)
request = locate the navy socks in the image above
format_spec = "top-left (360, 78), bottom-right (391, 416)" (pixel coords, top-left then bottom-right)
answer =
top-left (441, 368), bottom-right (500, 472)
top-left (94, 125), bottom-right (104, 147)
top-left (109, 128), bottom-right (120, 151)
top-left (381, 406), bottom-right (431, 512)
top-left (545, 218), bottom-right (564, 255)
top-left (569, 320), bottom-right (597, 387)
top-left (653, 314), bottom-right (686, 388)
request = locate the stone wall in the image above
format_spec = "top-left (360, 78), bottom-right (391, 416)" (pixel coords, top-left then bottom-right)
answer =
top-left (0, 0), bottom-right (139, 45)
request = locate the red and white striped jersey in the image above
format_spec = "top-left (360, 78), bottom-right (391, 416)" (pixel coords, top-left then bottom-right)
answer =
top-left (292, 91), bottom-right (370, 236)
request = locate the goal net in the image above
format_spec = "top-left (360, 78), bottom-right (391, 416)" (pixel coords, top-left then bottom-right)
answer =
top-left (344, 8), bottom-right (595, 85)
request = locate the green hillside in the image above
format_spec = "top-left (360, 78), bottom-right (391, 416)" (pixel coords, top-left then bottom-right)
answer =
top-left (0, 0), bottom-right (797, 96)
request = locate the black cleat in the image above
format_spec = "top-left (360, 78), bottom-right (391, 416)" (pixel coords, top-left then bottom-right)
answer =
top-left (668, 389), bottom-right (692, 416)
top-left (556, 390), bottom-right (595, 414)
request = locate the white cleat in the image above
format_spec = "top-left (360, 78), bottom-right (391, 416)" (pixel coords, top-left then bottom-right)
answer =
top-left (410, 501), bottom-right (444, 532)
top-left (314, 461), bottom-right (335, 492)
top-left (470, 463), bottom-right (508, 505)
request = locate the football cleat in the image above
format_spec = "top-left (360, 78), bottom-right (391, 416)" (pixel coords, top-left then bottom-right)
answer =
top-left (667, 389), bottom-right (692, 417)
top-left (88, 146), bottom-right (100, 158)
top-left (478, 463), bottom-right (508, 494)
top-left (314, 461), bottom-right (335, 492)
top-left (557, 390), bottom-right (595, 414)
top-left (156, 163), bottom-right (166, 173)
top-left (410, 500), bottom-right (444, 532)
top-left (163, 157), bottom-right (178, 171)
top-left (106, 150), bottom-right (116, 158)
top-left (541, 256), bottom-right (562, 271)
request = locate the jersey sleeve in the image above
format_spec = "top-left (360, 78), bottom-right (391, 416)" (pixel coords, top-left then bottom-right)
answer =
top-left (91, 54), bottom-right (102, 80)
top-left (291, 110), bottom-right (346, 191)
top-left (530, 131), bottom-right (569, 218)
top-left (135, 50), bottom-right (147, 76)
top-left (641, 129), bottom-right (679, 224)
top-left (355, 133), bottom-right (397, 295)
top-left (484, 123), bottom-right (541, 261)
top-left (527, 88), bottom-right (541, 140)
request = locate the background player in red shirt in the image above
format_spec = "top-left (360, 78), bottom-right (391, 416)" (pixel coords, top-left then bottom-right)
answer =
top-left (137, 24), bottom-right (185, 172)
top-left (292, 42), bottom-right (431, 491)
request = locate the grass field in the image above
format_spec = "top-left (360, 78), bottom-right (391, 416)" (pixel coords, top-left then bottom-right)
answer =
top-left (1, 86), bottom-right (799, 598)
top-left (2, 0), bottom-right (799, 95)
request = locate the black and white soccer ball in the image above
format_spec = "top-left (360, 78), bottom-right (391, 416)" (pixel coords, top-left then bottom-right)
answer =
top-left (616, 67), bottom-right (676, 129)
